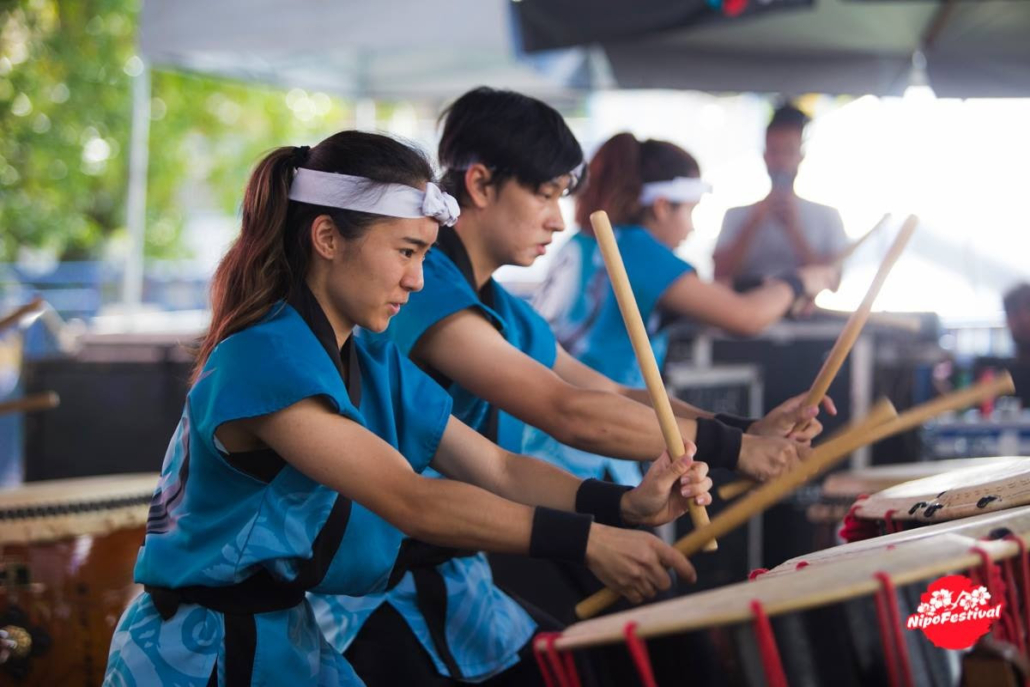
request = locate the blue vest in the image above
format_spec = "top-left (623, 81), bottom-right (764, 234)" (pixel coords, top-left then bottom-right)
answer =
top-left (314, 228), bottom-right (555, 681)
top-left (526, 226), bottom-right (693, 485)
top-left (106, 291), bottom-right (453, 687)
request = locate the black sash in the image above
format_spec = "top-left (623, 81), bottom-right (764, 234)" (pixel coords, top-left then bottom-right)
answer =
top-left (385, 227), bottom-right (508, 678)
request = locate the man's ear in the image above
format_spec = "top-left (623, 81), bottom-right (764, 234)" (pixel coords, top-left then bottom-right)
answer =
top-left (464, 163), bottom-right (495, 209)
top-left (309, 215), bottom-right (339, 260)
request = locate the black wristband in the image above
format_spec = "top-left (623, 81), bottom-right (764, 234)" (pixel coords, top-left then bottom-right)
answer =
top-left (714, 413), bottom-right (757, 433)
top-left (695, 418), bottom-right (743, 471)
top-left (529, 507), bottom-right (592, 563)
top-left (576, 479), bottom-right (633, 527)
top-left (775, 272), bottom-right (805, 300)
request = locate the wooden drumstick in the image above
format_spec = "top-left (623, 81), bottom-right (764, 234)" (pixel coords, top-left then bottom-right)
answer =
top-left (0, 392), bottom-right (60, 416)
top-left (718, 214), bottom-right (918, 501)
top-left (716, 476), bottom-right (760, 501)
top-left (788, 214), bottom-right (890, 317)
top-left (794, 214), bottom-right (917, 430)
top-left (589, 211), bottom-right (716, 551)
top-left (576, 371), bottom-right (1016, 618)
top-left (830, 213), bottom-right (891, 266)
top-left (0, 297), bottom-right (44, 334)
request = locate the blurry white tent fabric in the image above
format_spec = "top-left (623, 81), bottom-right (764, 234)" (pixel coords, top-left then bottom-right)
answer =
top-left (139, 0), bottom-right (607, 101)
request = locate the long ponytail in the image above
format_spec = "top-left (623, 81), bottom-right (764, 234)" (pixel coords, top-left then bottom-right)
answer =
top-left (193, 147), bottom-right (297, 384)
top-left (575, 133), bottom-right (642, 233)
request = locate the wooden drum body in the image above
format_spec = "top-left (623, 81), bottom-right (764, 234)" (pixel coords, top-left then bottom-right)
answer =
top-left (0, 474), bottom-right (156, 685)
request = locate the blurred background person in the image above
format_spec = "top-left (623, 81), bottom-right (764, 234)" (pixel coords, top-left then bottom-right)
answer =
top-left (1004, 283), bottom-right (1030, 364)
top-left (713, 103), bottom-right (848, 291)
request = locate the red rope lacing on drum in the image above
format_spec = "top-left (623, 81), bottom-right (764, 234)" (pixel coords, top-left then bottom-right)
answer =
top-left (531, 634), bottom-right (555, 687)
top-left (750, 600), bottom-right (788, 687)
top-left (883, 509), bottom-right (900, 534)
top-left (873, 572), bottom-right (915, 687)
top-left (533, 632), bottom-right (575, 687)
top-left (971, 546), bottom-right (1018, 646)
top-left (1001, 557), bottom-right (1025, 649)
top-left (562, 651), bottom-right (581, 687)
top-left (748, 568), bottom-right (769, 581)
top-left (1003, 534), bottom-right (1030, 655)
top-left (623, 622), bottom-right (658, 687)
top-left (839, 495), bottom-right (878, 543)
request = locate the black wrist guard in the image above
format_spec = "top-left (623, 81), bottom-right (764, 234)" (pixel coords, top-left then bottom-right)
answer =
top-left (529, 507), bottom-right (592, 563)
top-left (576, 479), bottom-right (633, 527)
top-left (694, 418), bottom-right (743, 471)
top-left (775, 272), bottom-right (805, 300)
top-left (714, 413), bottom-right (757, 433)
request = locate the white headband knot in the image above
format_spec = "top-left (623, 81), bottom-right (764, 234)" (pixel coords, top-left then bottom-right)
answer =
top-left (421, 183), bottom-right (460, 226)
top-left (288, 168), bottom-right (460, 226)
top-left (639, 177), bottom-right (712, 206)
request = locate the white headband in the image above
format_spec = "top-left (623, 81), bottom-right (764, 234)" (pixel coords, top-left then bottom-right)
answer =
top-left (639, 177), bottom-right (712, 206)
top-left (288, 169), bottom-right (461, 226)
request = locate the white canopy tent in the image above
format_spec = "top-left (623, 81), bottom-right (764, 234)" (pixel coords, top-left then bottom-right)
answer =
top-left (120, 0), bottom-right (602, 308)
top-left (138, 0), bottom-right (603, 100)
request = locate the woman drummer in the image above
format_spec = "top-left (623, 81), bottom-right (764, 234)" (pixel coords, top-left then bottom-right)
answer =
top-left (102, 131), bottom-right (709, 686)
top-left (321, 89), bottom-right (829, 686)
top-left (527, 132), bottom-right (840, 483)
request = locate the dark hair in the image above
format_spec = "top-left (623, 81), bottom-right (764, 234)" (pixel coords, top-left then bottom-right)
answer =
top-left (1004, 283), bottom-right (1030, 316)
top-left (767, 103), bottom-right (810, 136)
top-left (437, 87), bottom-right (584, 207)
top-left (575, 133), bottom-right (700, 231)
top-left (193, 131), bottom-right (434, 382)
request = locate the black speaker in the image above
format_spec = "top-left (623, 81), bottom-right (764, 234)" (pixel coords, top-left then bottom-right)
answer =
top-left (21, 335), bottom-right (195, 481)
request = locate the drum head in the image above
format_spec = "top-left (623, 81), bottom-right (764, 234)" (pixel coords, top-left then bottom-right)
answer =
top-left (855, 457), bottom-right (1030, 523)
top-left (821, 457), bottom-right (1016, 501)
top-left (0, 473), bottom-right (157, 544)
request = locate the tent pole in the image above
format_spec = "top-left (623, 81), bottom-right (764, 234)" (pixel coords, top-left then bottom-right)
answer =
top-left (122, 60), bottom-right (151, 312)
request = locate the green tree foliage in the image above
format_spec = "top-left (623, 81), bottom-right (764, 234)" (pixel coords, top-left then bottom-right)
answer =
top-left (0, 0), bottom-right (350, 261)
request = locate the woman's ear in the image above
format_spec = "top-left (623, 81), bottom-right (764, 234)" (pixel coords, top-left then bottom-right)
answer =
top-left (464, 163), bottom-right (495, 209)
top-left (309, 215), bottom-right (339, 260)
top-left (651, 197), bottom-right (673, 223)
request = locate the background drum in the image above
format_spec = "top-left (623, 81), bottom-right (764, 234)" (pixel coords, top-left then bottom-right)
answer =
top-left (808, 457), bottom-right (1018, 548)
top-left (0, 473), bottom-right (156, 685)
top-left (853, 456), bottom-right (1030, 526)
